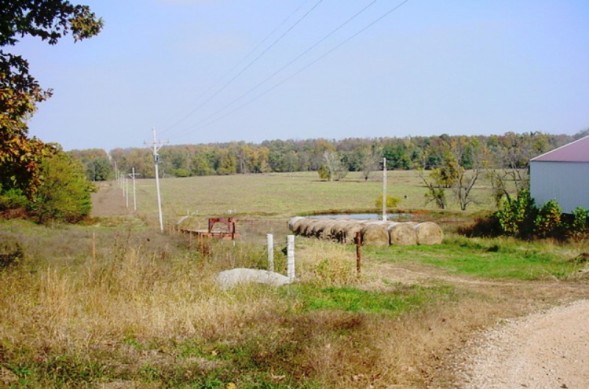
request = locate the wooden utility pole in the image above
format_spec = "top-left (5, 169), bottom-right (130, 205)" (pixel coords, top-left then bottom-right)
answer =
top-left (146, 129), bottom-right (167, 233)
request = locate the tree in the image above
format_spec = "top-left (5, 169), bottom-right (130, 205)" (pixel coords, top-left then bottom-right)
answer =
top-left (322, 151), bottom-right (348, 181)
top-left (454, 167), bottom-right (480, 211)
top-left (359, 144), bottom-right (381, 181)
top-left (1, 1), bottom-right (103, 135)
top-left (68, 149), bottom-right (113, 181)
top-left (452, 139), bottom-right (488, 211)
top-left (422, 175), bottom-right (447, 209)
top-left (31, 150), bottom-right (94, 223)
top-left (1, 1), bottom-right (103, 202)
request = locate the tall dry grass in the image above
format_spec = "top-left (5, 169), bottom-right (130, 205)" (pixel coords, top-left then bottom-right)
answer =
top-left (2, 220), bottom-right (580, 388)
top-left (0, 224), bottom-right (293, 386)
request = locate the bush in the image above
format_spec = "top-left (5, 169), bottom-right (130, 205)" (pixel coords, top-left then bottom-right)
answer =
top-left (30, 152), bottom-right (94, 223)
top-left (0, 186), bottom-right (28, 211)
top-left (495, 189), bottom-right (536, 237)
top-left (493, 192), bottom-right (587, 241)
top-left (534, 200), bottom-right (562, 238)
top-left (318, 165), bottom-right (330, 181)
top-left (568, 207), bottom-right (588, 240)
top-left (172, 168), bottom-right (191, 177)
top-left (375, 195), bottom-right (401, 210)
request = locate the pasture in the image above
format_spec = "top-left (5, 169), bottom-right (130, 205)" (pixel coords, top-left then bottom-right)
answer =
top-left (1, 171), bottom-right (588, 388)
top-left (103, 170), bottom-right (497, 232)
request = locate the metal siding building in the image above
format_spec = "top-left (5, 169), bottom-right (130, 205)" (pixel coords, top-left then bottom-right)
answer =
top-left (530, 136), bottom-right (589, 213)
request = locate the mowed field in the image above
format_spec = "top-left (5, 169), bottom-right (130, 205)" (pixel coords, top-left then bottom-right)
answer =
top-left (94, 170), bottom-right (497, 230)
top-left (1, 170), bottom-right (588, 388)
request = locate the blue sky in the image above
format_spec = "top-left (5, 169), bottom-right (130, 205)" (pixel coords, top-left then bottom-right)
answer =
top-left (13, 0), bottom-right (589, 150)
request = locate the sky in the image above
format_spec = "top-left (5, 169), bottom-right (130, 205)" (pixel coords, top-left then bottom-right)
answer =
top-left (11, 0), bottom-right (589, 151)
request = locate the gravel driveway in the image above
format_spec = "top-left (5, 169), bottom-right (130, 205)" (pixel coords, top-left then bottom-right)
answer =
top-left (456, 299), bottom-right (589, 389)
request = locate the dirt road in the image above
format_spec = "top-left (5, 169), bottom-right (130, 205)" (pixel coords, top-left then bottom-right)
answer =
top-left (91, 182), bottom-right (130, 217)
top-left (456, 299), bottom-right (589, 389)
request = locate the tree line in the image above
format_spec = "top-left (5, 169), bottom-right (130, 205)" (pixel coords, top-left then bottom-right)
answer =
top-left (70, 131), bottom-right (584, 181)
top-left (1, 1), bottom-right (102, 223)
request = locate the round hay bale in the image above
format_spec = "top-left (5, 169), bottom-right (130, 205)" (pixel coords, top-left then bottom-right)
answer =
top-left (288, 216), bottom-right (305, 232)
top-left (309, 220), bottom-right (329, 237)
top-left (291, 218), bottom-right (304, 235)
top-left (341, 221), bottom-right (365, 244)
top-left (414, 222), bottom-right (444, 245)
top-left (388, 222), bottom-right (418, 246)
top-left (330, 220), bottom-right (349, 243)
top-left (293, 218), bottom-right (308, 235)
top-left (307, 220), bottom-right (325, 237)
top-left (318, 220), bottom-right (337, 240)
top-left (361, 224), bottom-right (390, 246)
top-left (300, 219), bottom-right (317, 236)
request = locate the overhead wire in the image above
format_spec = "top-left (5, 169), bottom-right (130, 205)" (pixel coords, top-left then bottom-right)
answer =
top-left (160, 0), bottom-right (323, 135)
top-left (172, 0), bottom-right (380, 138)
top-left (174, 0), bottom-right (411, 141)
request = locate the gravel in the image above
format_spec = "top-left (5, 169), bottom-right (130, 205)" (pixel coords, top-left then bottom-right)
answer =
top-left (456, 299), bottom-right (589, 389)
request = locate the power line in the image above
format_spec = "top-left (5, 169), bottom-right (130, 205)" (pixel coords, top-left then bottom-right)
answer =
top-left (172, 0), bottom-right (380, 138)
top-left (174, 0), bottom-right (412, 140)
top-left (160, 0), bottom-right (323, 135)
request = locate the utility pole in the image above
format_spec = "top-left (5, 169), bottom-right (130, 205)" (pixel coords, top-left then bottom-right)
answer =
top-left (382, 157), bottom-right (387, 221)
top-left (146, 129), bottom-right (167, 233)
top-left (129, 167), bottom-right (137, 211)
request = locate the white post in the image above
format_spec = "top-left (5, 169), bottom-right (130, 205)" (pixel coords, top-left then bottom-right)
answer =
top-left (154, 158), bottom-right (164, 233)
top-left (287, 235), bottom-right (295, 282)
top-left (382, 157), bottom-right (387, 221)
top-left (132, 167), bottom-right (137, 211)
top-left (147, 128), bottom-right (165, 233)
top-left (267, 233), bottom-right (274, 272)
top-left (125, 177), bottom-right (129, 209)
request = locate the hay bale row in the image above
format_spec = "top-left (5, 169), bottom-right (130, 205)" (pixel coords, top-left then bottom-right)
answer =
top-left (288, 217), bottom-right (443, 246)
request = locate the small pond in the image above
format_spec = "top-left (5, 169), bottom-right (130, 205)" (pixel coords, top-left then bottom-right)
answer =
top-left (309, 213), bottom-right (413, 220)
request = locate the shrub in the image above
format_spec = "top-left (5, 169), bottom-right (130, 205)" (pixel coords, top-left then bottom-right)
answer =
top-left (375, 195), bottom-right (401, 210)
top-left (172, 168), bottom-right (190, 177)
top-left (534, 200), bottom-right (562, 238)
top-left (30, 152), bottom-right (94, 223)
top-left (0, 186), bottom-right (28, 211)
top-left (318, 165), bottom-right (330, 181)
top-left (495, 189), bottom-right (536, 237)
top-left (569, 206), bottom-right (588, 240)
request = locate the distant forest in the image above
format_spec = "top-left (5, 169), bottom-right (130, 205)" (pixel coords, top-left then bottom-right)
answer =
top-left (69, 131), bottom-right (588, 181)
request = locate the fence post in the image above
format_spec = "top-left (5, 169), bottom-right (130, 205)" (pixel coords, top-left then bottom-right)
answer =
top-left (267, 233), bottom-right (274, 272)
top-left (287, 235), bottom-right (295, 282)
top-left (355, 231), bottom-right (362, 276)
